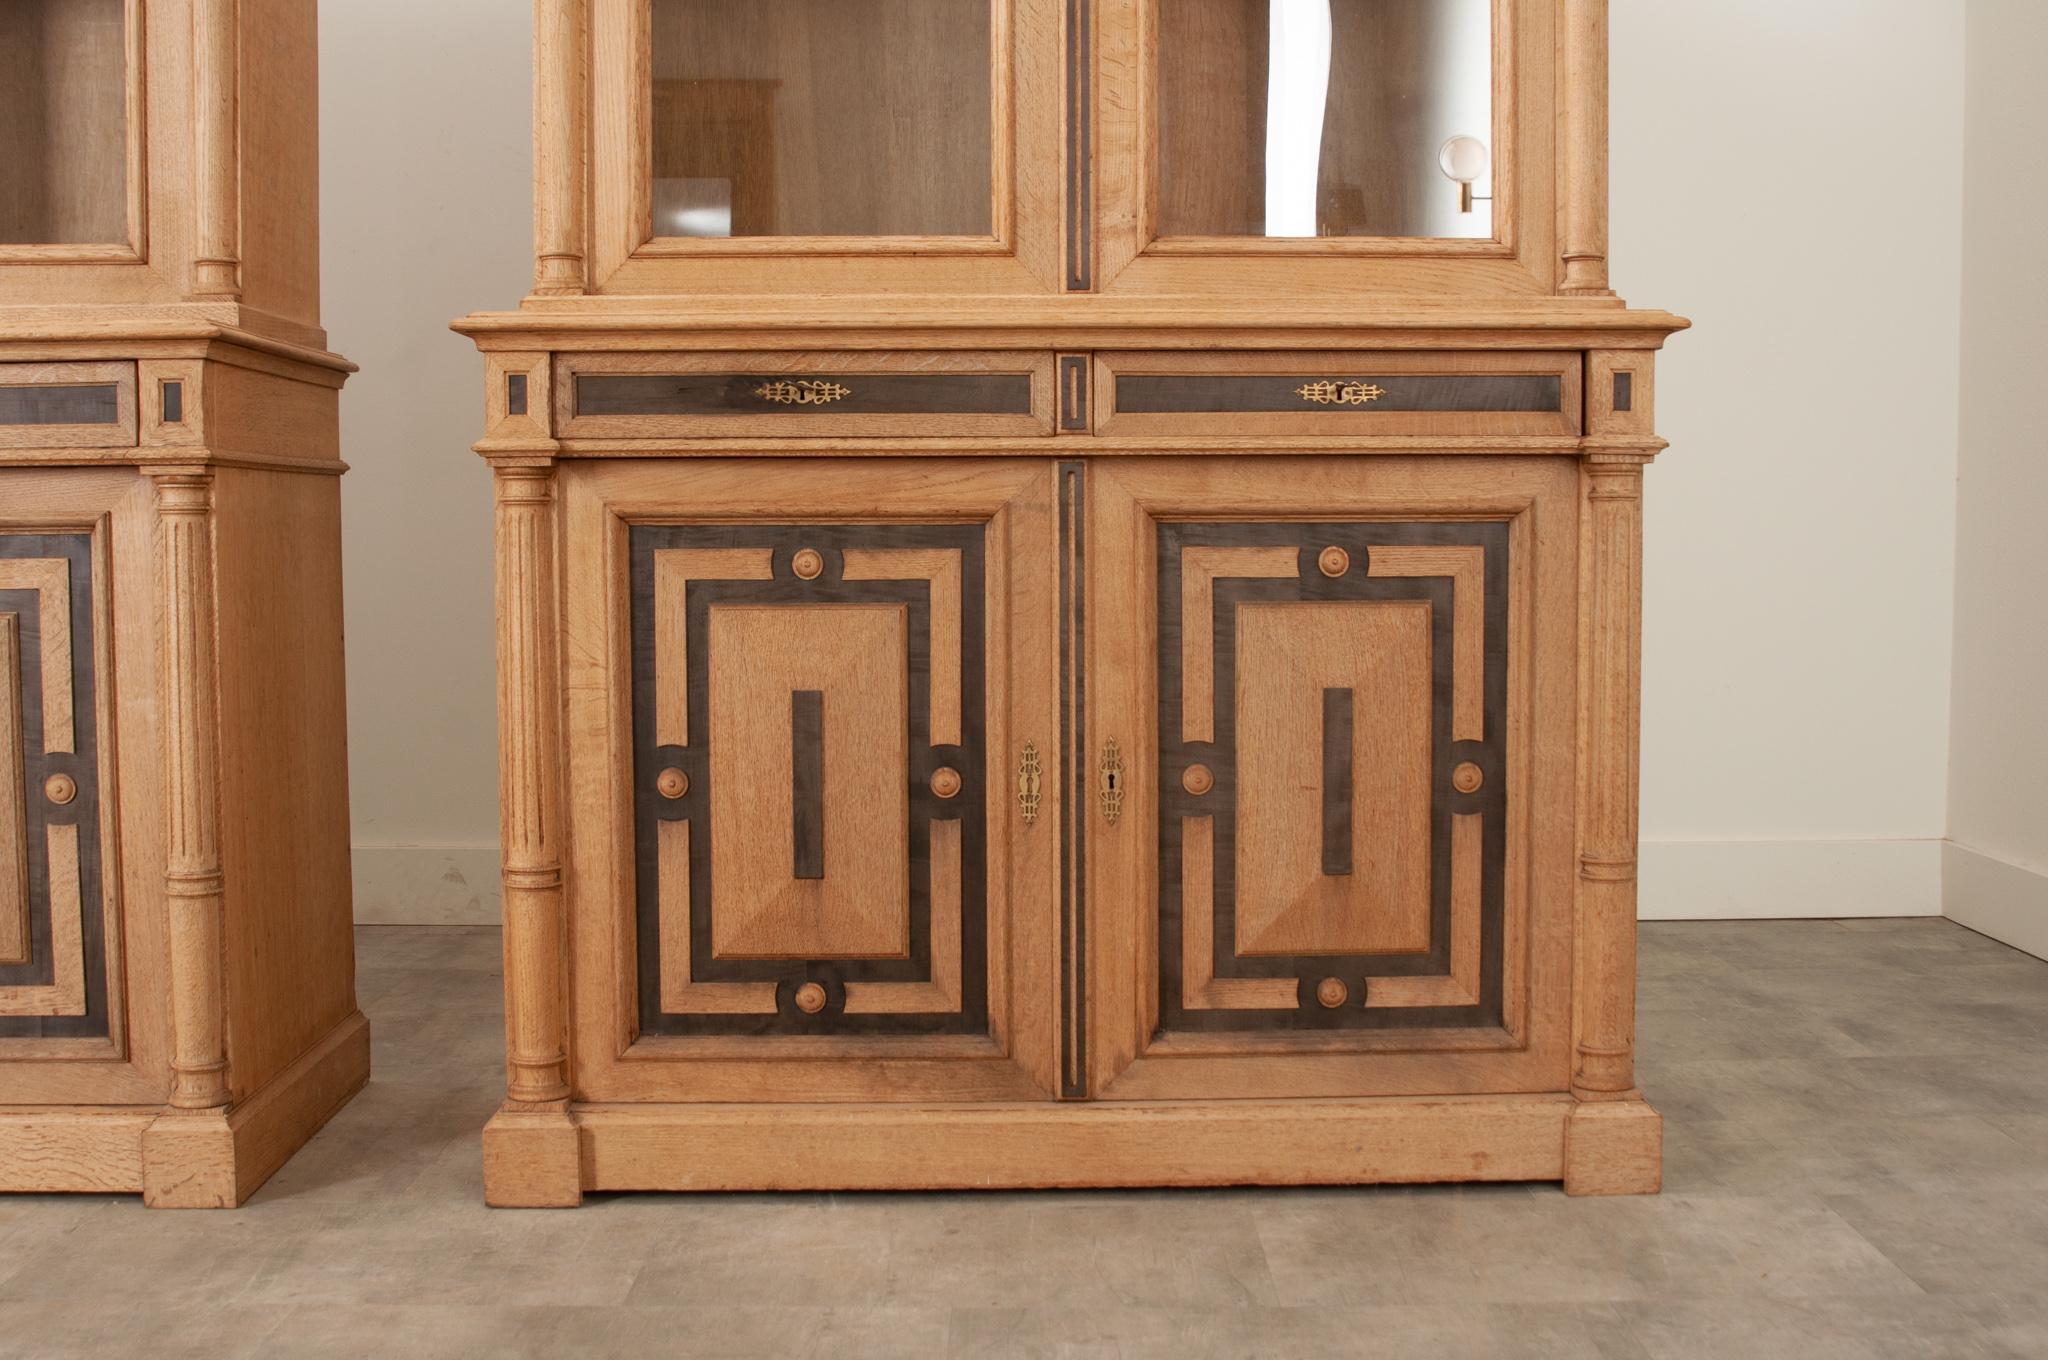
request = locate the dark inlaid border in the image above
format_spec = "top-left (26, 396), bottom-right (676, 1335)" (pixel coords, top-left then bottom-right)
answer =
top-left (0, 386), bottom-right (121, 428)
top-left (1118, 374), bottom-right (1564, 416)
top-left (505, 373), bottom-right (528, 418)
top-left (1059, 462), bottom-right (1087, 1096)
top-left (161, 381), bottom-right (185, 424)
top-left (1156, 520), bottom-right (1510, 1035)
top-left (577, 373), bottom-right (1033, 419)
top-left (1065, 0), bottom-right (1093, 290)
top-left (629, 524), bottom-right (989, 1038)
top-left (1612, 371), bottom-right (1634, 413)
top-left (0, 532), bottom-right (111, 1041)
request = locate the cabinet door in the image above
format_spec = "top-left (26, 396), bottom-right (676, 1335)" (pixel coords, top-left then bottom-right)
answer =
top-left (0, 495), bottom-right (128, 1072)
top-left (1084, 456), bottom-right (1579, 1099)
top-left (561, 460), bottom-right (1060, 1102)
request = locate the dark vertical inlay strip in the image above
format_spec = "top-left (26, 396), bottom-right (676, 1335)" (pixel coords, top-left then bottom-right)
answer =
top-left (506, 373), bottom-right (529, 417)
top-left (1065, 0), bottom-right (1092, 290)
top-left (1321, 688), bottom-right (1355, 877)
top-left (161, 381), bottom-right (184, 423)
top-left (1059, 355), bottom-right (1090, 431)
top-left (791, 690), bottom-right (825, 881)
top-left (1058, 462), bottom-right (1087, 1095)
top-left (1612, 371), bottom-right (1634, 412)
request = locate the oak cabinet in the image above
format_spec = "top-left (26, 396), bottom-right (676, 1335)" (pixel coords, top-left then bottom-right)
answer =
top-left (0, 1), bottom-right (364, 1206)
top-left (464, 0), bottom-right (1683, 1204)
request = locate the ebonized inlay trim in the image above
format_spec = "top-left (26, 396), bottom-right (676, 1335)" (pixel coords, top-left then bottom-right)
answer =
top-left (506, 373), bottom-right (528, 417)
top-left (161, 381), bottom-right (184, 424)
top-left (1059, 462), bottom-right (1088, 1095)
top-left (0, 533), bottom-right (111, 1041)
top-left (0, 385), bottom-right (120, 428)
top-left (1065, 0), bottom-right (1093, 290)
top-left (577, 372), bottom-right (1033, 418)
top-left (1117, 373), bottom-right (1564, 415)
top-left (1612, 371), bottom-right (1634, 413)
top-left (791, 690), bottom-right (825, 881)
top-left (1321, 688), bottom-right (1354, 878)
top-left (1059, 356), bottom-right (1090, 432)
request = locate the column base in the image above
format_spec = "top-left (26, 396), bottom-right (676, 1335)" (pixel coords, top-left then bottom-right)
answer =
top-left (1562, 1094), bottom-right (1663, 1196)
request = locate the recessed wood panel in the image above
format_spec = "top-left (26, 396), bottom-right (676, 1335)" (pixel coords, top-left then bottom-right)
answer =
top-left (631, 523), bottom-right (989, 1037)
top-left (1233, 601), bottom-right (1433, 958)
top-left (0, 363), bottom-right (139, 450)
top-left (706, 604), bottom-right (910, 959)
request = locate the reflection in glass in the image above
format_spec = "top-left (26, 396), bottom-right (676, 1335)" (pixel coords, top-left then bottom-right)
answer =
top-left (1159, 0), bottom-right (1494, 240)
top-left (0, 0), bottom-right (130, 246)
top-left (649, 0), bottom-right (994, 239)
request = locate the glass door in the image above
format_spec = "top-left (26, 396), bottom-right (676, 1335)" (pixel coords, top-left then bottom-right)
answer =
top-left (0, 0), bottom-right (134, 248)
top-left (649, 0), bottom-right (996, 241)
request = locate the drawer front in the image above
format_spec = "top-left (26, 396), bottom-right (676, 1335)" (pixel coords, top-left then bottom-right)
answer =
top-left (0, 363), bottom-right (139, 450)
top-left (2, 529), bottom-right (118, 1048)
top-left (557, 352), bottom-right (1056, 439)
top-left (1096, 352), bottom-right (1582, 437)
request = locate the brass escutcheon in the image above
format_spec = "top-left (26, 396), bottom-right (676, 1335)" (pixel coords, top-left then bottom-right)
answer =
top-left (1296, 380), bottom-right (1386, 407)
top-left (756, 379), bottom-right (851, 407)
top-left (1017, 743), bottom-right (1043, 825)
top-left (1099, 739), bottom-right (1126, 825)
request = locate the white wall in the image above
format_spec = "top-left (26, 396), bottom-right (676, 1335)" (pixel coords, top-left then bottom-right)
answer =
top-left (320, 3), bottom-right (1972, 924)
top-left (1944, 0), bottom-right (2048, 959)
top-left (320, 0), bottom-right (532, 922)
top-left (1613, 0), bottom-right (1964, 918)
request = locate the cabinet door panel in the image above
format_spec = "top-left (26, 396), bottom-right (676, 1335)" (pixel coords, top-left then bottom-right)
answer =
top-left (1086, 457), bottom-right (1577, 1100)
top-left (563, 460), bottom-right (1059, 1103)
top-left (0, 527), bottom-right (118, 1046)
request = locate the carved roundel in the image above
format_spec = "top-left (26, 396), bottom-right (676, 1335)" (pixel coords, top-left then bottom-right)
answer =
top-left (1, 532), bottom-right (113, 1042)
top-left (1156, 520), bottom-right (1511, 1036)
top-left (628, 523), bottom-right (989, 1038)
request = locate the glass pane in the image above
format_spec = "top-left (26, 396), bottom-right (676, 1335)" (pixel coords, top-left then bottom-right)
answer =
top-left (650, 0), bottom-right (994, 239)
top-left (1158, 0), bottom-right (1494, 240)
top-left (0, 0), bottom-right (130, 246)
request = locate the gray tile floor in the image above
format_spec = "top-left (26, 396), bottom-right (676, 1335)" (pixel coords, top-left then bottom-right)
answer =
top-left (3, 919), bottom-right (2046, 1358)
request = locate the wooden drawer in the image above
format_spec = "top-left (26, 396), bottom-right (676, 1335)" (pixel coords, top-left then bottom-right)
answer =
top-left (556, 352), bottom-right (1057, 439)
top-left (0, 363), bottom-right (139, 450)
top-left (1095, 352), bottom-right (1582, 438)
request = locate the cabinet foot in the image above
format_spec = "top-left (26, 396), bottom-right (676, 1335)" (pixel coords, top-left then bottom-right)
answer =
top-left (483, 1104), bottom-right (583, 1208)
top-left (139, 1010), bottom-right (371, 1208)
top-left (1562, 1096), bottom-right (1662, 1196)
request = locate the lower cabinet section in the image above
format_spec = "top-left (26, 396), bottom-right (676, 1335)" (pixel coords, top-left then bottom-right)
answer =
top-left (0, 464), bottom-right (368, 1206)
top-left (489, 453), bottom-right (1659, 1204)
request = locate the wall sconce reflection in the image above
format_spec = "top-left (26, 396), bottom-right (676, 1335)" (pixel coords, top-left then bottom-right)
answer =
top-left (1439, 135), bottom-right (1491, 214)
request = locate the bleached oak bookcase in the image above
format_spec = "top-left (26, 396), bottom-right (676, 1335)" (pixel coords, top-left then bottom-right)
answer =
top-left (460, 0), bottom-right (1685, 1206)
top-left (0, 0), bottom-right (366, 1207)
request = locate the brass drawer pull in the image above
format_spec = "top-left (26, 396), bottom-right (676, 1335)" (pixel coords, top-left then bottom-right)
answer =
top-left (1295, 380), bottom-right (1386, 406)
top-left (754, 379), bottom-right (851, 406)
top-left (1017, 743), bottom-right (1043, 825)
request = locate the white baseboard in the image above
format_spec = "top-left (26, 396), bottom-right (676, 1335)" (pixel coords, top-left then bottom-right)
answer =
top-left (1638, 837), bottom-right (1943, 920)
top-left (351, 845), bottom-right (502, 925)
top-left (1943, 842), bottom-right (2048, 962)
top-left (351, 838), bottom-right (1948, 927)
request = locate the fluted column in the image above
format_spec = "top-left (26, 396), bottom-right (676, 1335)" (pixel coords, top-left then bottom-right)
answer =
top-left (1559, 0), bottom-right (1612, 297)
top-left (495, 465), bottom-right (570, 1103)
top-left (1573, 456), bottom-right (1645, 1099)
top-left (153, 472), bottom-right (231, 1109)
top-left (533, 0), bottom-right (588, 296)
top-left (190, 0), bottom-right (241, 299)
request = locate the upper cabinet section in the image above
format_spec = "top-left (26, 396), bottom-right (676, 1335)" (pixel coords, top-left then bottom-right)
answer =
top-left (545, 0), bottom-right (1617, 308)
top-left (0, 0), bottom-right (137, 251)
top-left (0, 0), bottom-right (330, 342)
